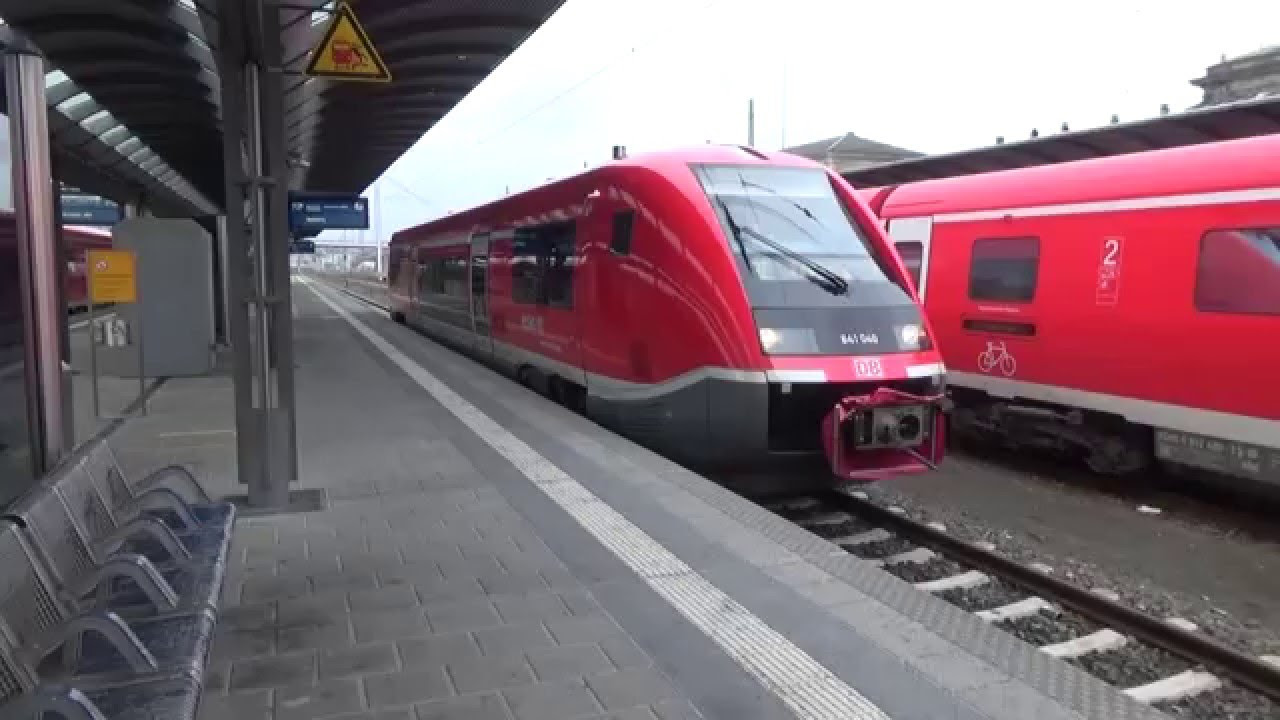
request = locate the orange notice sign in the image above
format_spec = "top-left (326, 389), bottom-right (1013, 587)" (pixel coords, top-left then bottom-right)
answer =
top-left (304, 2), bottom-right (392, 82)
top-left (88, 249), bottom-right (138, 304)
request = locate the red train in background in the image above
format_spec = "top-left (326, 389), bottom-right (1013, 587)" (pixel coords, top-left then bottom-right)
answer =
top-left (860, 132), bottom-right (1280, 485)
top-left (389, 145), bottom-right (949, 484)
top-left (0, 209), bottom-right (113, 318)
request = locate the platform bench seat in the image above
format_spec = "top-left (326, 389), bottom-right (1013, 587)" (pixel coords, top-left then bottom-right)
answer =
top-left (0, 439), bottom-right (235, 720)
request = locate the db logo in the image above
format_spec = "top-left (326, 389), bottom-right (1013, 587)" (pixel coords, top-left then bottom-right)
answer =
top-left (853, 358), bottom-right (884, 379)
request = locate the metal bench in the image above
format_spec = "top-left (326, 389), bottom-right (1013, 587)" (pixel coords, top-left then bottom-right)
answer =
top-left (0, 440), bottom-right (234, 719)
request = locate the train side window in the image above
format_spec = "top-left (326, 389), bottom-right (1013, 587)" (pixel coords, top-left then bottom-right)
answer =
top-left (512, 228), bottom-right (543, 305)
top-left (611, 211), bottom-right (634, 255)
top-left (543, 222), bottom-right (577, 308)
top-left (1194, 227), bottom-right (1280, 316)
top-left (895, 241), bottom-right (923, 288)
top-left (969, 236), bottom-right (1040, 303)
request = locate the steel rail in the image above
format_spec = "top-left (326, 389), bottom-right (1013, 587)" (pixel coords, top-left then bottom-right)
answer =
top-left (824, 489), bottom-right (1280, 703)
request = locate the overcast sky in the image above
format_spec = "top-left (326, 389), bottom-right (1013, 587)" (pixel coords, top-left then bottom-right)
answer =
top-left (322, 0), bottom-right (1280, 246)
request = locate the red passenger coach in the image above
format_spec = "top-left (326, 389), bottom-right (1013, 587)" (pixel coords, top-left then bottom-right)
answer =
top-left (389, 146), bottom-right (949, 484)
top-left (865, 133), bottom-right (1280, 483)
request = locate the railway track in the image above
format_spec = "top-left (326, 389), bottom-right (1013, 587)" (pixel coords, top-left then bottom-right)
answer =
top-left (764, 490), bottom-right (1280, 719)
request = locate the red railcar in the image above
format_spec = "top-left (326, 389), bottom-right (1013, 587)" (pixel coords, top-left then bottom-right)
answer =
top-left (862, 133), bottom-right (1280, 483)
top-left (0, 210), bottom-right (113, 315)
top-left (389, 145), bottom-right (949, 483)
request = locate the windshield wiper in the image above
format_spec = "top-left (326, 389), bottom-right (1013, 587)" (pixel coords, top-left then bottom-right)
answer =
top-left (738, 225), bottom-right (849, 296)
top-left (713, 195), bottom-right (756, 276)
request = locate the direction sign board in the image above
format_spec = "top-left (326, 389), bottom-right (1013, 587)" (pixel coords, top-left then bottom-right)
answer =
top-left (289, 240), bottom-right (317, 254)
top-left (304, 2), bottom-right (392, 83)
top-left (61, 192), bottom-right (122, 226)
top-left (288, 192), bottom-right (370, 232)
top-left (87, 249), bottom-right (138, 304)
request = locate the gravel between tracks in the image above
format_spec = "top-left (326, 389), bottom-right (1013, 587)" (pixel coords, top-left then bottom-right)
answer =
top-left (999, 609), bottom-right (1097, 646)
top-left (1156, 684), bottom-right (1280, 719)
top-left (1067, 644), bottom-right (1192, 688)
top-left (936, 578), bottom-right (1026, 612)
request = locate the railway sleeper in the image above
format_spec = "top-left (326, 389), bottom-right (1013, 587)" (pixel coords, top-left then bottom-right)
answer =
top-left (915, 569), bottom-right (989, 593)
top-left (1125, 669), bottom-right (1223, 705)
top-left (976, 596), bottom-right (1056, 623)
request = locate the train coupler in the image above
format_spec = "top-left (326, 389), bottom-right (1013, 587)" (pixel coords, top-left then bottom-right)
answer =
top-left (820, 387), bottom-right (951, 482)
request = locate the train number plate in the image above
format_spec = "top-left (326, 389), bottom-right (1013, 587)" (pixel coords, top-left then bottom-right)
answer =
top-left (853, 358), bottom-right (885, 379)
top-left (1155, 429), bottom-right (1280, 481)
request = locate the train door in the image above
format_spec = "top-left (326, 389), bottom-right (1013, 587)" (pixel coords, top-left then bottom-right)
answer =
top-left (886, 216), bottom-right (933, 300)
top-left (469, 232), bottom-right (493, 357)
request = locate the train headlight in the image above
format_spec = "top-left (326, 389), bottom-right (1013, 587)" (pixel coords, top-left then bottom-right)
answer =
top-left (756, 327), bottom-right (819, 354)
top-left (897, 323), bottom-right (931, 350)
top-left (759, 327), bottom-right (781, 351)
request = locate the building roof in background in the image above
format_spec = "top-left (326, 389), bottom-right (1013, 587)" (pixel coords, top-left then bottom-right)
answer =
top-left (782, 132), bottom-right (923, 173)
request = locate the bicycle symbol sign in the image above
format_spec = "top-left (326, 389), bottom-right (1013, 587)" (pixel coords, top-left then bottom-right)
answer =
top-left (977, 341), bottom-right (1017, 377)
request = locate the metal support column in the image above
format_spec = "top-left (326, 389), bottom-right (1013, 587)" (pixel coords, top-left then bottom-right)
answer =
top-left (5, 37), bottom-right (69, 474)
top-left (216, 0), bottom-right (298, 508)
top-left (213, 215), bottom-right (232, 347)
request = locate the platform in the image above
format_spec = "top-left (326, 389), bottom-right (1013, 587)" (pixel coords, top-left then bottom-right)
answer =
top-left (102, 275), bottom-right (1175, 720)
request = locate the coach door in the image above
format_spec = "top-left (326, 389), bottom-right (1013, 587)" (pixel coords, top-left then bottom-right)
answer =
top-left (469, 232), bottom-right (493, 357)
top-left (887, 216), bottom-right (933, 300)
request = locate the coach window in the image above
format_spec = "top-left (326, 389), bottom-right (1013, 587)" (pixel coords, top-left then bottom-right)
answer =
top-left (512, 228), bottom-right (543, 305)
top-left (611, 210), bottom-right (634, 255)
top-left (895, 241), bottom-right (923, 289)
top-left (969, 236), bottom-right (1040, 303)
top-left (1194, 228), bottom-right (1280, 315)
top-left (543, 222), bottom-right (577, 308)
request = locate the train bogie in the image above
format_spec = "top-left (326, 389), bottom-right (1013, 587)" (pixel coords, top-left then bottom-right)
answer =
top-left (390, 146), bottom-right (949, 485)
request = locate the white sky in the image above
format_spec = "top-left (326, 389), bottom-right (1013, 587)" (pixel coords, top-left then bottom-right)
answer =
top-left (321, 0), bottom-right (1280, 246)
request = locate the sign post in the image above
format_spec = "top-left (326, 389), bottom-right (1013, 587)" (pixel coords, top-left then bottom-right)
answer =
top-left (304, 2), bottom-right (392, 83)
top-left (86, 249), bottom-right (145, 419)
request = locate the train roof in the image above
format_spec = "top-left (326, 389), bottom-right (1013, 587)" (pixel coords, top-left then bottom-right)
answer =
top-left (391, 145), bottom-right (828, 241)
top-left (874, 132), bottom-right (1280, 218)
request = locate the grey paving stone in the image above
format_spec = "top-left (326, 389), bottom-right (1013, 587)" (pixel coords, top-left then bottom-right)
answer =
top-left (229, 651), bottom-right (318, 690)
top-left (586, 669), bottom-right (681, 711)
top-left (204, 662), bottom-right (230, 693)
top-left (398, 632), bottom-right (481, 669)
top-left (275, 677), bottom-right (364, 720)
top-left (437, 553), bottom-right (505, 581)
top-left (211, 627), bottom-right (275, 664)
top-left (473, 622), bottom-right (554, 657)
top-left (544, 616), bottom-right (623, 646)
top-left (526, 644), bottom-right (612, 683)
top-left (378, 563), bottom-right (445, 588)
top-left (327, 710), bottom-right (414, 720)
top-left (277, 593), bottom-right (350, 627)
top-left (477, 571), bottom-right (549, 598)
top-left (311, 570), bottom-right (380, 593)
top-left (415, 577), bottom-right (488, 604)
top-left (447, 656), bottom-right (536, 694)
top-left (425, 598), bottom-right (503, 633)
top-left (219, 602), bottom-right (277, 631)
top-left (502, 678), bottom-right (601, 720)
top-left (278, 616), bottom-right (354, 653)
top-left (597, 635), bottom-right (653, 671)
top-left (538, 566), bottom-right (582, 592)
top-left (241, 575), bottom-right (311, 603)
top-left (414, 692), bottom-right (510, 720)
top-left (351, 585), bottom-right (421, 611)
top-left (355, 607), bottom-right (433, 643)
top-left (320, 642), bottom-right (400, 679)
top-left (590, 708), bottom-right (658, 720)
top-left (491, 593), bottom-right (570, 624)
top-left (197, 688), bottom-right (271, 720)
top-left (557, 590), bottom-right (605, 618)
top-left (652, 699), bottom-right (704, 720)
top-left (365, 668), bottom-right (453, 707)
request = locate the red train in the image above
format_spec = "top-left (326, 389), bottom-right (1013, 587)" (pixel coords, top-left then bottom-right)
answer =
top-left (389, 145), bottom-right (949, 483)
top-left (859, 132), bottom-right (1280, 483)
top-left (0, 210), bottom-right (113, 318)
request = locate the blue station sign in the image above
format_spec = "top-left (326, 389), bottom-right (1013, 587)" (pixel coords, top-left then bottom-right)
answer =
top-left (289, 239), bottom-right (317, 254)
top-left (288, 192), bottom-right (369, 233)
top-left (61, 192), bottom-right (122, 226)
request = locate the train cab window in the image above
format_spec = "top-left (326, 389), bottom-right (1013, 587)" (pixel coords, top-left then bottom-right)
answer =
top-left (969, 236), bottom-right (1040, 303)
top-left (1194, 228), bottom-right (1280, 316)
top-left (895, 241), bottom-right (923, 289)
top-left (611, 211), bottom-right (634, 255)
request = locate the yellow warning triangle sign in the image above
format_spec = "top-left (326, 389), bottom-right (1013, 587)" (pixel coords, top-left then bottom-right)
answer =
top-left (305, 2), bottom-right (392, 83)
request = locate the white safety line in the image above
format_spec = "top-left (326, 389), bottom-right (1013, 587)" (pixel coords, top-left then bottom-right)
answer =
top-left (301, 277), bottom-right (892, 720)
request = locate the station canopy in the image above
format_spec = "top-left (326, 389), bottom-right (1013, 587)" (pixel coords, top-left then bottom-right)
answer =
top-left (0, 0), bottom-right (566, 216)
top-left (841, 94), bottom-right (1280, 187)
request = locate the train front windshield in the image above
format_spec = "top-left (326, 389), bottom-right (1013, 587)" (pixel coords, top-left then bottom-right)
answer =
top-left (693, 163), bottom-right (925, 356)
